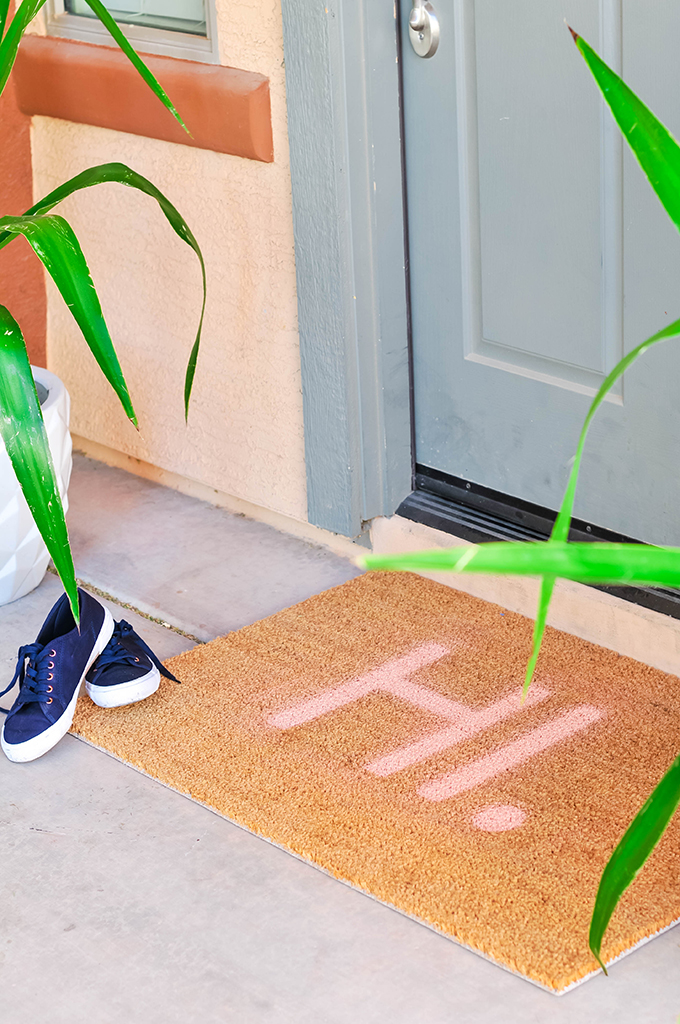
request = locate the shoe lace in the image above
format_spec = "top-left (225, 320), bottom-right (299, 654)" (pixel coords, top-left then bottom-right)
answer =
top-left (0, 642), bottom-right (55, 714)
top-left (94, 620), bottom-right (179, 682)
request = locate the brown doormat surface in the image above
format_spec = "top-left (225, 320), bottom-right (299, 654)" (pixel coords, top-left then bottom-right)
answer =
top-left (72, 572), bottom-right (680, 992)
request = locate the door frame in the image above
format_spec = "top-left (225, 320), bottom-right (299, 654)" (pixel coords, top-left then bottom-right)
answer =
top-left (279, 0), bottom-right (680, 624)
top-left (279, 0), bottom-right (412, 538)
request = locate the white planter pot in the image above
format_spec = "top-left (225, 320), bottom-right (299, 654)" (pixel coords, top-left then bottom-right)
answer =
top-left (0, 367), bottom-right (73, 606)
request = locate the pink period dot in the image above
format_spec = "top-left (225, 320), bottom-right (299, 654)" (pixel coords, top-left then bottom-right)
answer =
top-left (472, 804), bottom-right (527, 833)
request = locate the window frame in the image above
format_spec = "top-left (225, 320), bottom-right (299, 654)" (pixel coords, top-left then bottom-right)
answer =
top-left (45, 0), bottom-right (220, 64)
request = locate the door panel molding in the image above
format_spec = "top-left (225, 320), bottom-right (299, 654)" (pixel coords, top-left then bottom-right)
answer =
top-left (455, 0), bottom-right (624, 399)
top-left (279, 0), bottom-right (412, 537)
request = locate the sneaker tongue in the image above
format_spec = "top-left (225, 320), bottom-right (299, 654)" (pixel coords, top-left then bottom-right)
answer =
top-left (36, 590), bottom-right (80, 647)
top-left (88, 631), bottom-right (146, 686)
top-left (118, 634), bottom-right (140, 657)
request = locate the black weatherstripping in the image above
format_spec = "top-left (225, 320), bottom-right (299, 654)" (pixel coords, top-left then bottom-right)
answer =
top-left (395, 465), bottom-right (680, 621)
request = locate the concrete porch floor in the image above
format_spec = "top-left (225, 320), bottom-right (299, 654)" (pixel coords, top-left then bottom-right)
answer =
top-left (1, 454), bottom-right (679, 1023)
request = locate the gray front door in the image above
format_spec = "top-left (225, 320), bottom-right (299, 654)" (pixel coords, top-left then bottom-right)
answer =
top-left (402, 0), bottom-right (680, 545)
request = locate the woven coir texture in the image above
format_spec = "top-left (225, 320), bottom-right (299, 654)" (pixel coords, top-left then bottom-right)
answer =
top-left (72, 572), bottom-right (680, 992)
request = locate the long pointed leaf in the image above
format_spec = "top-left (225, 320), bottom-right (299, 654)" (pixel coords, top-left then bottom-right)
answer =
top-left (0, 0), bottom-right (46, 96)
top-left (521, 316), bottom-right (680, 688)
top-left (519, 27), bottom-right (680, 688)
top-left (566, 26), bottom-right (680, 971)
top-left (82, 0), bottom-right (188, 135)
top-left (516, 27), bottom-right (680, 691)
top-left (0, 306), bottom-right (78, 622)
top-left (363, 541), bottom-right (680, 587)
top-left (523, 575), bottom-right (555, 695)
top-left (363, 318), bottom-right (680, 572)
top-left (0, 213), bottom-right (137, 424)
top-left (589, 754), bottom-right (680, 970)
top-left (367, 29), bottom-right (680, 969)
top-left (518, 31), bottom-right (680, 691)
top-left (0, 0), bottom-right (11, 42)
top-left (0, 163), bottom-right (206, 415)
top-left (552, 319), bottom-right (680, 546)
top-left (0, 0), bottom-right (186, 129)
top-left (571, 28), bottom-right (680, 234)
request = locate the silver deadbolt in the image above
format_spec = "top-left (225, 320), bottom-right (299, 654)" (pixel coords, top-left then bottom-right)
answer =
top-left (409, 0), bottom-right (440, 58)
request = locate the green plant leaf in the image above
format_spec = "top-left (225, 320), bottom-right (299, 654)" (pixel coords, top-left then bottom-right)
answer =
top-left (364, 536), bottom-right (680, 964)
top-left (0, 0), bottom-right (12, 42)
top-left (0, 163), bottom-right (206, 415)
top-left (366, 27), bottom-right (680, 970)
top-left (363, 315), bottom-right (680, 587)
top-left (571, 28), bottom-right (680, 234)
top-left (82, 0), bottom-right (189, 135)
top-left (589, 753), bottom-right (680, 970)
top-left (0, 0), bottom-right (186, 129)
top-left (523, 575), bottom-right (556, 696)
top-left (363, 540), bottom-right (680, 586)
top-left (0, 0), bottom-right (46, 96)
top-left (520, 314), bottom-right (680, 690)
top-left (0, 306), bottom-right (78, 622)
top-left (516, 26), bottom-right (680, 693)
top-left (0, 212), bottom-right (137, 424)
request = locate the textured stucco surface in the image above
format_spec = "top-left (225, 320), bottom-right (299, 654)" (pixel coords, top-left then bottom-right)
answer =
top-left (32, 0), bottom-right (307, 520)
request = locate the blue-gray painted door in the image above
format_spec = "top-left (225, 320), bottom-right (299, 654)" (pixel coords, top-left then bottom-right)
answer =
top-left (402, 0), bottom-right (680, 544)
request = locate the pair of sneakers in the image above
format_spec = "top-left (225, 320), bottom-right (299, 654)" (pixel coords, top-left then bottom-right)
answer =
top-left (0, 588), bottom-right (177, 763)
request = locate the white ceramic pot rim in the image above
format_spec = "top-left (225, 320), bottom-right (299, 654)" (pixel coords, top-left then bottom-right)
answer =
top-left (32, 365), bottom-right (67, 412)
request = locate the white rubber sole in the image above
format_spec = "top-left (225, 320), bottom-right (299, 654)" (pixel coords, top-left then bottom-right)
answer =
top-left (1, 606), bottom-right (115, 763)
top-left (86, 665), bottom-right (160, 708)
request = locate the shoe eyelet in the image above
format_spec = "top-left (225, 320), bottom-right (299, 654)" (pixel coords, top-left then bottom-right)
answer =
top-left (47, 685), bottom-right (53, 693)
top-left (134, 657), bottom-right (140, 662)
top-left (46, 697), bottom-right (53, 705)
top-left (48, 661), bottom-right (54, 669)
top-left (47, 673), bottom-right (53, 680)
top-left (49, 649), bottom-right (56, 657)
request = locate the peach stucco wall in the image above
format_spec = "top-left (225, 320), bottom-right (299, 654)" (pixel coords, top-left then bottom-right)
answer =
top-left (31, 0), bottom-right (307, 521)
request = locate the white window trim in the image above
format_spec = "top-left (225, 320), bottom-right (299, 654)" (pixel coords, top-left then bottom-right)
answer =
top-left (45, 0), bottom-right (220, 64)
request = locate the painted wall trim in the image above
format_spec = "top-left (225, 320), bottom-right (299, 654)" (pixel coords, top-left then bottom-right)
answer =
top-left (14, 36), bottom-right (273, 162)
top-left (280, 0), bottom-right (412, 537)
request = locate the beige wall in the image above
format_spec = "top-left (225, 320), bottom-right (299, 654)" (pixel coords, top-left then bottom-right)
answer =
top-left (31, 0), bottom-right (308, 521)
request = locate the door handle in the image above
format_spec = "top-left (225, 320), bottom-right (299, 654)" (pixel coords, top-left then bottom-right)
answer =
top-left (409, 0), bottom-right (440, 58)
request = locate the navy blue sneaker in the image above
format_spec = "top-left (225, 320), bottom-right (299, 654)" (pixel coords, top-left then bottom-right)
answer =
top-left (0, 589), bottom-right (114, 763)
top-left (85, 619), bottom-right (178, 708)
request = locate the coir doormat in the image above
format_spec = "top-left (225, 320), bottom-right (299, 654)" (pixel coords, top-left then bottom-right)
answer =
top-left (71, 572), bottom-right (680, 992)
